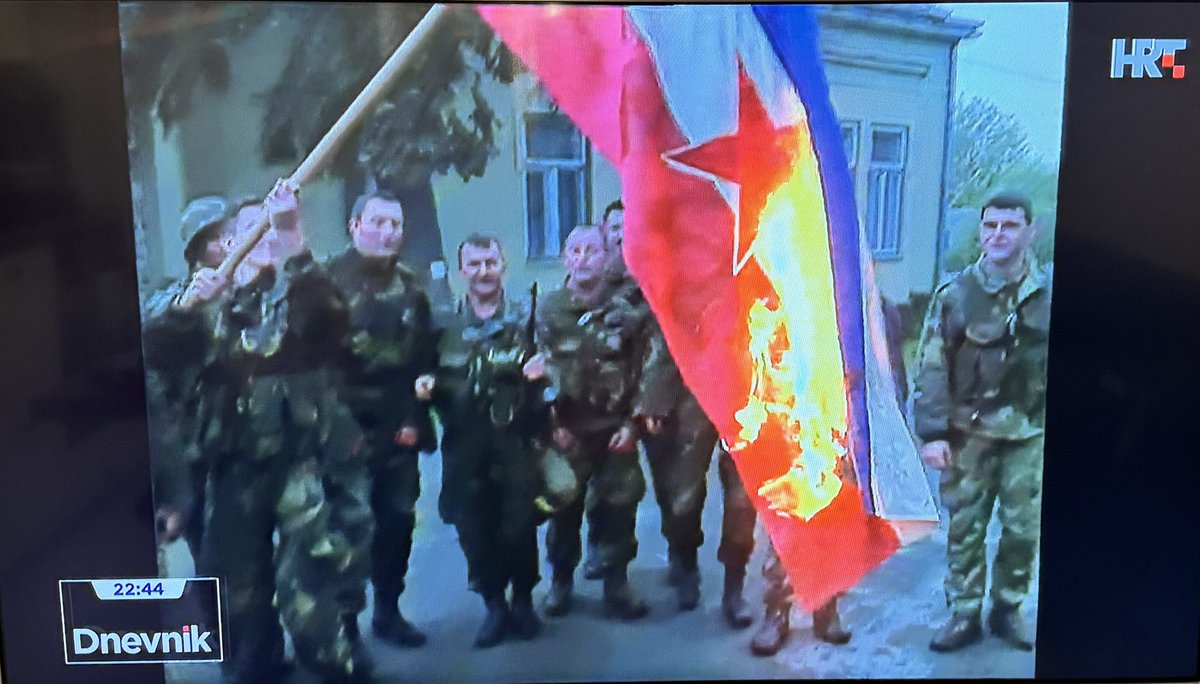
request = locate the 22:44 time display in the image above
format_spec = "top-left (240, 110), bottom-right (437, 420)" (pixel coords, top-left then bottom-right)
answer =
top-left (112, 581), bottom-right (165, 597)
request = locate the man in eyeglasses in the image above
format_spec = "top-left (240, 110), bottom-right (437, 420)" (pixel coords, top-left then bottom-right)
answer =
top-left (913, 192), bottom-right (1052, 653)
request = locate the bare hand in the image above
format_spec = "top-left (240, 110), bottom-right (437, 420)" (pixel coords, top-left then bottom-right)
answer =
top-left (155, 507), bottom-right (184, 542)
top-left (522, 353), bottom-right (547, 381)
top-left (264, 178), bottom-right (300, 222)
top-left (177, 267), bottom-right (227, 310)
top-left (394, 426), bottom-right (419, 447)
top-left (233, 260), bottom-right (263, 288)
top-left (920, 440), bottom-right (953, 470)
top-left (552, 426), bottom-right (575, 451)
top-left (608, 425), bottom-right (637, 454)
top-left (642, 416), bottom-right (664, 435)
top-left (414, 374), bottom-right (436, 401)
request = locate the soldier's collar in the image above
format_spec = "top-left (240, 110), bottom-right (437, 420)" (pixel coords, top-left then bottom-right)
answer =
top-left (971, 254), bottom-right (1047, 300)
top-left (458, 293), bottom-right (508, 321)
top-left (345, 245), bottom-right (401, 272)
top-left (1016, 255), bottom-right (1049, 303)
top-left (566, 276), bottom-right (617, 307)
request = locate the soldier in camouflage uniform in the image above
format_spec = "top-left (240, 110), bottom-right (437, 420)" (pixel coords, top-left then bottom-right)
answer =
top-left (750, 295), bottom-right (909, 656)
top-left (155, 181), bottom-right (372, 683)
top-left (325, 190), bottom-right (435, 649)
top-left (584, 200), bottom-right (758, 622)
top-left (415, 234), bottom-right (544, 648)
top-left (536, 224), bottom-right (652, 621)
top-left (914, 192), bottom-right (1050, 653)
top-left (142, 195), bottom-right (233, 562)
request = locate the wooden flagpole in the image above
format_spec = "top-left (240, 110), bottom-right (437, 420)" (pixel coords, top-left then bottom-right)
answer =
top-left (215, 3), bottom-right (451, 281)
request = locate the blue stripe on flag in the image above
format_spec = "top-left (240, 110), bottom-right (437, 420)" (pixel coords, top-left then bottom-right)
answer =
top-left (752, 4), bottom-right (874, 513)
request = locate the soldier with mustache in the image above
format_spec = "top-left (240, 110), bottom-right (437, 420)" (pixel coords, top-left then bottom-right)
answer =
top-left (415, 234), bottom-right (546, 648)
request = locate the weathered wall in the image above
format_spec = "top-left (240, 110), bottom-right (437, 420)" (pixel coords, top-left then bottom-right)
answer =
top-left (431, 71), bottom-right (621, 297)
top-left (821, 24), bottom-right (954, 301)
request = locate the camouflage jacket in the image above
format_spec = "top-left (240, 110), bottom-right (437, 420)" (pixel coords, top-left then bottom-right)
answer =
top-left (431, 295), bottom-right (536, 430)
top-left (148, 252), bottom-right (360, 463)
top-left (610, 274), bottom-right (691, 419)
top-left (325, 246), bottom-right (436, 441)
top-left (537, 277), bottom-right (658, 435)
top-left (912, 256), bottom-right (1052, 442)
top-left (141, 277), bottom-right (222, 513)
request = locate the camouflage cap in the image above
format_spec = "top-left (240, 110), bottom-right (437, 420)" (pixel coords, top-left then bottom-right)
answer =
top-left (179, 195), bottom-right (230, 247)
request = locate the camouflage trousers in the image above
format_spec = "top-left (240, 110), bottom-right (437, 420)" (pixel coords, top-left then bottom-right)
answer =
top-left (441, 423), bottom-right (540, 599)
top-left (542, 429), bottom-right (647, 576)
top-left (335, 424), bottom-right (421, 616)
top-left (642, 394), bottom-right (756, 569)
top-left (761, 542), bottom-right (793, 610)
top-left (760, 540), bottom-right (852, 615)
top-left (940, 432), bottom-right (1044, 617)
top-left (200, 447), bottom-right (364, 683)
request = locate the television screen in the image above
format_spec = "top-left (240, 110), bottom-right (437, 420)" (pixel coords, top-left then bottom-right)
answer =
top-left (1, 3), bottom-right (1197, 684)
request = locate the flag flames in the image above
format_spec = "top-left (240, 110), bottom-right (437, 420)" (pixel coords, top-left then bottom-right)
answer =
top-left (729, 119), bottom-right (852, 523)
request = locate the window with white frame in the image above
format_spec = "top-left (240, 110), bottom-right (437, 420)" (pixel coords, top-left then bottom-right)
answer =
top-left (866, 125), bottom-right (907, 259)
top-left (840, 121), bottom-right (859, 191)
top-left (521, 110), bottom-right (588, 259)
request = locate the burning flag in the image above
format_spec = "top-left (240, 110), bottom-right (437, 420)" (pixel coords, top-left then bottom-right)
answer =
top-left (478, 3), bottom-right (937, 611)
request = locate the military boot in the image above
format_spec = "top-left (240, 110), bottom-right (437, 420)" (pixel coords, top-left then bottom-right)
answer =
top-left (670, 549), bottom-right (700, 610)
top-left (750, 602), bottom-right (790, 656)
top-left (371, 588), bottom-right (427, 648)
top-left (602, 565), bottom-right (649, 620)
top-left (666, 550), bottom-right (685, 586)
top-left (988, 604), bottom-right (1033, 651)
top-left (474, 596), bottom-right (509, 649)
top-left (508, 590), bottom-right (543, 640)
top-left (929, 612), bottom-right (983, 652)
top-left (542, 568), bottom-right (574, 617)
top-left (347, 638), bottom-right (376, 682)
top-left (319, 639), bottom-right (375, 684)
top-left (721, 565), bottom-right (753, 629)
top-left (812, 596), bottom-right (852, 645)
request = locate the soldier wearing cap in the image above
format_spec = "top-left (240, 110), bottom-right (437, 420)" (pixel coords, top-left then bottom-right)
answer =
top-left (914, 192), bottom-right (1050, 653)
top-left (142, 195), bottom-right (233, 559)
top-left (147, 182), bottom-right (374, 682)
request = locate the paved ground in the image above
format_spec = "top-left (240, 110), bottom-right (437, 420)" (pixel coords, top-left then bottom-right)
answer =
top-left (164, 449), bottom-right (1037, 682)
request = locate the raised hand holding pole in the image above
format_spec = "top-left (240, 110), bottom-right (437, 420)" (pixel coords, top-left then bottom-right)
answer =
top-left (214, 3), bottom-right (452, 282)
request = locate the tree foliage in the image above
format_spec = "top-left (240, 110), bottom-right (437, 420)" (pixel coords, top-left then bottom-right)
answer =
top-left (260, 4), bottom-right (519, 187)
top-left (119, 3), bottom-right (271, 133)
top-left (118, 3), bottom-right (519, 186)
top-left (949, 96), bottom-right (1057, 211)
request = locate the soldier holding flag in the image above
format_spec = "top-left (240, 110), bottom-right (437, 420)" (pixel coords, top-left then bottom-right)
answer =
top-left (161, 180), bottom-right (373, 683)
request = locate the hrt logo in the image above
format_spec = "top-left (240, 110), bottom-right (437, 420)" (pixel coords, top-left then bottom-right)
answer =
top-left (1111, 39), bottom-right (1188, 79)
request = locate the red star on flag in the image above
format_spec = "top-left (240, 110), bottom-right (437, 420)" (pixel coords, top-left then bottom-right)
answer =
top-left (663, 59), bottom-right (803, 275)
